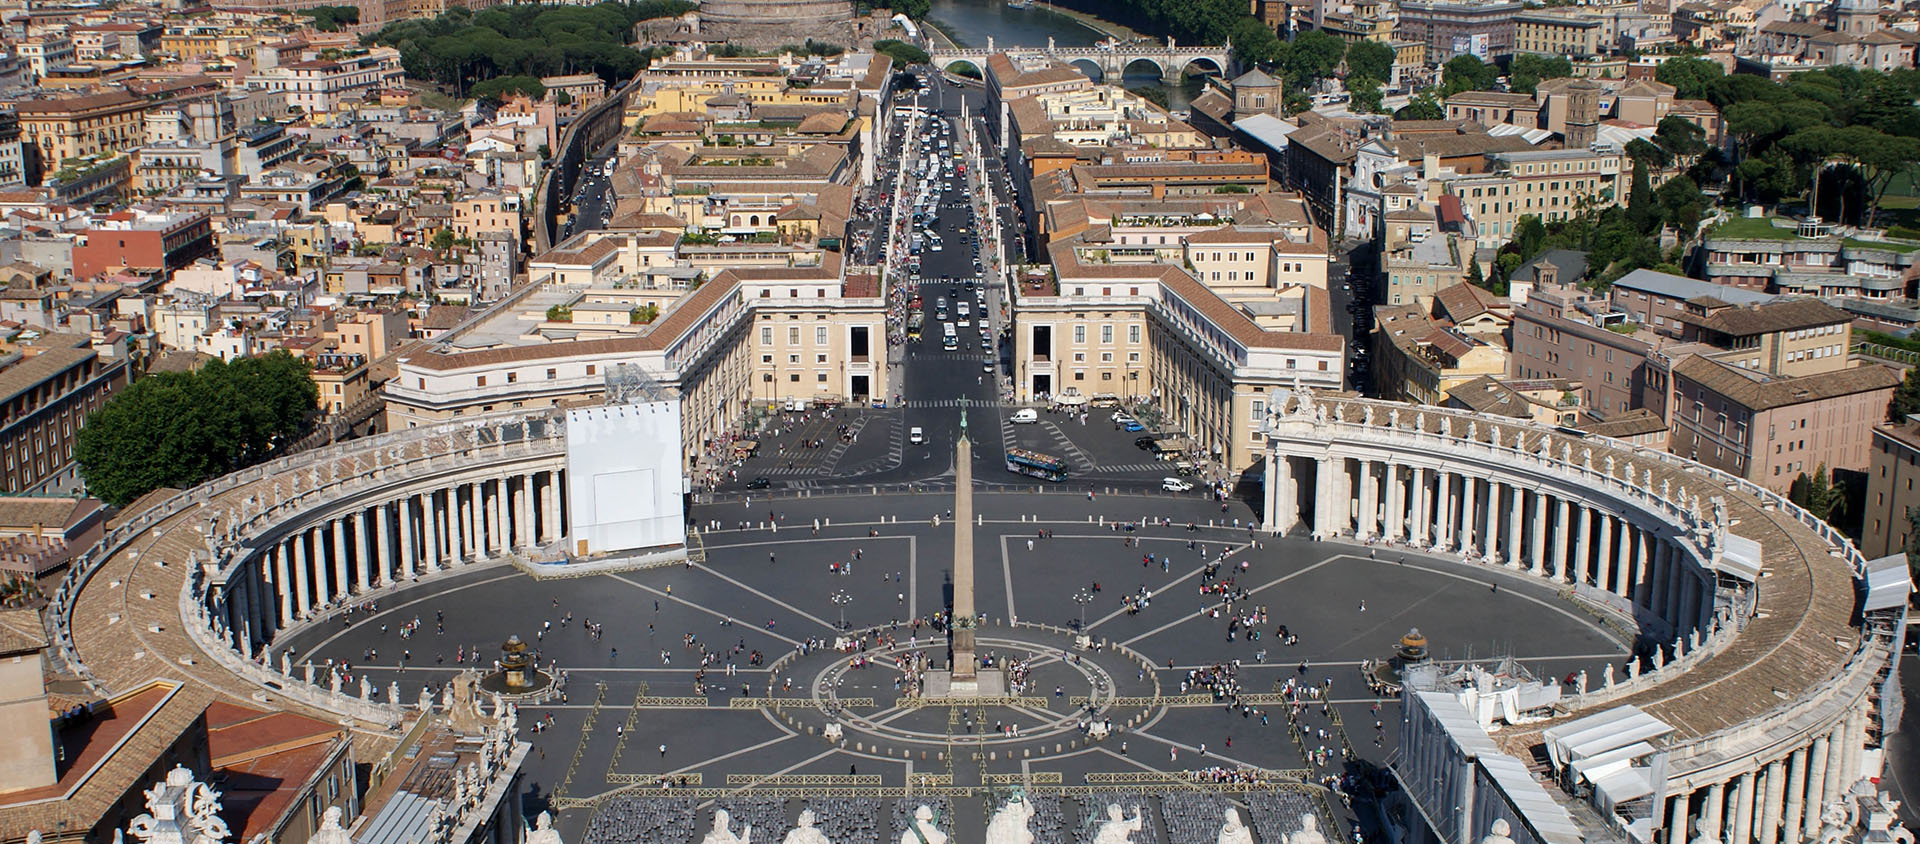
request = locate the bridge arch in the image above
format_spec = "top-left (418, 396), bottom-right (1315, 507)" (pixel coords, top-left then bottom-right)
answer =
top-left (1119, 57), bottom-right (1165, 84)
top-left (943, 58), bottom-right (984, 79)
top-left (1181, 55), bottom-right (1225, 78)
top-left (1068, 58), bottom-right (1104, 83)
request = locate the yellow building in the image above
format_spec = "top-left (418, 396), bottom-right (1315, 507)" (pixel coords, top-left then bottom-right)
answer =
top-left (15, 90), bottom-right (148, 168)
top-left (1515, 13), bottom-right (1605, 57)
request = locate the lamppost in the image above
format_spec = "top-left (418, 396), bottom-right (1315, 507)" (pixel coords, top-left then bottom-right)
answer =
top-left (1072, 588), bottom-right (1094, 631)
top-left (832, 589), bottom-right (852, 631)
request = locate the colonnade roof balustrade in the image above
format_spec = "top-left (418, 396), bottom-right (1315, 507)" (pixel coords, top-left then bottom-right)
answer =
top-left (49, 408), bottom-right (568, 739)
top-left (1263, 393), bottom-right (1883, 773)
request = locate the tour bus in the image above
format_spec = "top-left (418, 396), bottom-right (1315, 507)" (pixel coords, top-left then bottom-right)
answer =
top-left (1006, 448), bottom-right (1067, 482)
top-left (908, 312), bottom-right (924, 339)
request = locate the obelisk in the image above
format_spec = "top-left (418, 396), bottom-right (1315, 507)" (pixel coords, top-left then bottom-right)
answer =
top-left (951, 399), bottom-right (976, 682)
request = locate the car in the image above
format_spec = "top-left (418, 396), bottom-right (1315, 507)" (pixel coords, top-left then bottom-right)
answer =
top-left (1111, 411), bottom-right (1135, 424)
top-left (745, 477), bottom-right (772, 489)
top-left (909, 427), bottom-right (925, 444)
top-left (1124, 421), bottom-right (1147, 432)
top-left (1135, 436), bottom-right (1158, 450)
top-left (1161, 478), bottom-right (1194, 493)
top-left (1011, 408), bottom-right (1039, 424)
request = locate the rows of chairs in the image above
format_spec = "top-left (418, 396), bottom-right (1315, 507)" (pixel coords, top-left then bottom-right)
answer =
top-left (1074, 793), bottom-right (1160, 844)
top-left (803, 798), bottom-right (884, 844)
top-left (1162, 794), bottom-right (1236, 844)
top-left (582, 796), bottom-right (697, 844)
top-left (1246, 791), bottom-right (1318, 844)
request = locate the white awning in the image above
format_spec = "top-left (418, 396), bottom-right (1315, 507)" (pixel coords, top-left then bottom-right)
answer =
top-left (1543, 705), bottom-right (1673, 770)
top-left (1055, 393), bottom-right (1089, 406)
top-left (1864, 553), bottom-right (1912, 612)
top-left (1591, 766), bottom-right (1656, 804)
top-left (1717, 532), bottom-right (1763, 582)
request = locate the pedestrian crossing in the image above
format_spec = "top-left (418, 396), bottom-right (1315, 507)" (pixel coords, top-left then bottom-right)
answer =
top-left (905, 352), bottom-right (992, 362)
top-left (1096, 461), bottom-right (1174, 474)
top-left (899, 398), bottom-right (996, 408)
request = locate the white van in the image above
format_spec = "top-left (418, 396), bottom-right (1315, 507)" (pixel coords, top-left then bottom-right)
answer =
top-left (1011, 409), bottom-right (1039, 424)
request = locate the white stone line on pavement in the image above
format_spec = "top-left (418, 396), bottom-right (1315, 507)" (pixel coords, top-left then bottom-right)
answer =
top-left (692, 561), bottom-right (844, 634)
top-left (575, 731), bottom-right (801, 805)
top-left (606, 573), bottom-right (808, 648)
top-left (1000, 535), bottom-right (1017, 623)
top-left (1078, 539), bottom-right (1252, 634)
top-left (1117, 555), bottom-right (1346, 649)
top-left (705, 747), bottom-right (846, 805)
top-left (1158, 653), bottom-right (1629, 671)
top-left (1125, 727), bottom-right (1269, 774)
top-left (1366, 556), bottom-right (1626, 648)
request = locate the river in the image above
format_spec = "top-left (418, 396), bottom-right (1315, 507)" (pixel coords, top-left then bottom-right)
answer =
top-left (926, 0), bottom-right (1207, 110)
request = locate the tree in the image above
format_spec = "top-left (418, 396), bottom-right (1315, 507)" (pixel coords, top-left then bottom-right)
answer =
top-left (1508, 53), bottom-right (1572, 96)
top-left (1892, 366), bottom-right (1920, 420)
top-left (1229, 17), bottom-right (1282, 68)
top-left (470, 74), bottom-right (546, 103)
top-left (1655, 115), bottom-right (1708, 161)
top-left (1395, 94), bottom-right (1444, 120)
top-left (76, 352), bottom-right (317, 507)
top-left (1345, 40), bottom-right (1394, 84)
top-left (873, 39), bottom-right (930, 67)
top-left (1628, 159), bottom-right (1658, 234)
top-left (1283, 30), bottom-right (1346, 86)
top-left (1348, 76), bottom-right (1383, 114)
top-left (431, 228), bottom-right (456, 251)
top-left (1789, 464), bottom-right (1840, 524)
top-left (1513, 215), bottom-right (1546, 261)
top-left (1440, 54), bottom-right (1495, 97)
top-left (1655, 55), bottom-right (1724, 100)
top-left (1656, 175), bottom-right (1706, 237)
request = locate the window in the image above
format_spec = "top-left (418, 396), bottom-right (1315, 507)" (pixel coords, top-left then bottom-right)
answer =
top-left (1250, 399), bottom-right (1265, 420)
top-left (1074, 325), bottom-right (1086, 343)
top-left (761, 327), bottom-right (773, 345)
top-left (816, 327), bottom-right (829, 345)
top-left (790, 373), bottom-right (800, 382)
top-left (788, 327), bottom-right (800, 345)
top-left (477, 376), bottom-right (486, 387)
top-left (1101, 325), bottom-right (1114, 344)
top-left (817, 354), bottom-right (828, 363)
top-left (546, 368), bottom-right (557, 379)
top-left (818, 373), bottom-right (828, 382)
top-left (506, 372), bottom-right (517, 383)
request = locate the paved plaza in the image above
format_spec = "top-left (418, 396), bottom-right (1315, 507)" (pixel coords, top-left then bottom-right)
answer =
top-left (276, 490), bottom-right (1628, 844)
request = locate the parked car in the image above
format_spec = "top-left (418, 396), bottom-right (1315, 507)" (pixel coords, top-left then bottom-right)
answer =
top-left (746, 477), bottom-right (771, 489)
top-left (1161, 477), bottom-right (1194, 493)
top-left (1124, 421), bottom-right (1147, 432)
top-left (910, 427), bottom-right (926, 444)
top-left (1011, 409), bottom-right (1039, 424)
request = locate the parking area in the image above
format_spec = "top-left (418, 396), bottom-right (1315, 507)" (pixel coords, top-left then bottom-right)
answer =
top-left (713, 406), bottom-right (899, 486)
top-left (992, 405), bottom-right (1194, 482)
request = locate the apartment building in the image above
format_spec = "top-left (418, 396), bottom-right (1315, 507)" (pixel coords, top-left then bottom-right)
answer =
top-left (1371, 301), bottom-right (1509, 405)
top-left (72, 209), bottom-right (214, 279)
top-left (0, 333), bottom-right (129, 494)
top-left (1396, 0), bottom-right (1526, 59)
top-left (1698, 217), bottom-right (1920, 297)
top-left (1668, 354), bottom-right (1898, 491)
top-left (1447, 146), bottom-right (1625, 247)
top-left (1675, 298), bottom-right (1853, 378)
top-left (245, 48), bottom-right (405, 115)
top-left (1509, 280), bottom-right (1661, 419)
top-left (1862, 419), bottom-right (1920, 558)
top-left (14, 89), bottom-right (148, 167)
top-left (1514, 13), bottom-right (1605, 56)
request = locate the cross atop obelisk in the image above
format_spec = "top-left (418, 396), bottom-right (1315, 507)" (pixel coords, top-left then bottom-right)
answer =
top-left (951, 397), bottom-right (976, 682)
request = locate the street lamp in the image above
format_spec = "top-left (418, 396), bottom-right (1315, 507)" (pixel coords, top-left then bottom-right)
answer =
top-left (832, 589), bottom-right (853, 631)
top-left (1072, 588), bottom-right (1094, 631)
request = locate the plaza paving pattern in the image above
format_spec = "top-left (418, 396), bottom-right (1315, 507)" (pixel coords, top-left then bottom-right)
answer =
top-left (275, 491), bottom-right (1629, 844)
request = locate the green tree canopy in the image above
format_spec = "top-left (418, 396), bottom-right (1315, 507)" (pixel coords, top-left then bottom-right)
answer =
top-left (1282, 30), bottom-right (1346, 86)
top-left (1347, 76), bottom-right (1383, 113)
top-left (874, 39), bottom-right (930, 67)
top-left (1507, 53), bottom-right (1571, 96)
top-left (1655, 55), bottom-right (1724, 100)
top-left (470, 74), bottom-right (546, 103)
top-left (1439, 54), bottom-right (1495, 97)
top-left (371, 1), bottom-right (689, 93)
top-left (1344, 40), bottom-right (1394, 85)
top-left (1395, 93), bottom-right (1444, 120)
top-left (76, 352), bottom-right (317, 507)
top-left (291, 5), bottom-right (359, 31)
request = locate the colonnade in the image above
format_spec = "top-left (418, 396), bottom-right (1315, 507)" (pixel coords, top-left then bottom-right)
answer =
top-left (210, 468), bottom-right (567, 656)
top-left (1267, 452), bottom-right (1714, 637)
top-left (1660, 705), bottom-right (1874, 844)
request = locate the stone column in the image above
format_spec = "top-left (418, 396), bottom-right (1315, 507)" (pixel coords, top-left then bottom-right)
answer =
top-left (1507, 483), bottom-right (1525, 567)
top-left (330, 519), bottom-right (350, 602)
top-left (1530, 491), bottom-right (1549, 574)
top-left (1574, 505), bottom-right (1593, 586)
top-left (425, 491), bottom-right (443, 570)
top-left (273, 543), bottom-right (294, 627)
top-left (1705, 781), bottom-right (1726, 844)
top-left (1358, 459), bottom-right (1378, 541)
top-left (1761, 759), bottom-right (1785, 844)
top-left (952, 424), bottom-right (977, 679)
top-left (1313, 456), bottom-right (1334, 539)
top-left (544, 470), bottom-right (562, 543)
top-left (447, 484), bottom-right (466, 565)
top-left (1459, 476), bottom-right (1478, 554)
top-left (1555, 498), bottom-right (1574, 577)
top-left (292, 529), bottom-right (312, 619)
top-left (1596, 515), bottom-right (1616, 593)
top-left (1485, 481), bottom-right (1503, 562)
top-left (355, 509), bottom-right (372, 594)
top-left (1669, 792), bottom-right (1692, 844)
top-left (1415, 466), bottom-right (1433, 547)
top-left (1632, 525), bottom-right (1653, 603)
top-left (1804, 735), bottom-right (1830, 840)
top-left (1733, 770), bottom-right (1756, 844)
top-left (1783, 747), bottom-right (1808, 844)
top-left (1385, 461), bottom-right (1405, 542)
top-left (1666, 542), bottom-right (1687, 626)
top-left (375, 502), bottom-right (393, 586)
top-left (1273, 456), bottom-right (1296, 534)
top-left (1841, 708), bottom-right (1866, 793)
top-left (518, 474), bottom-right (536, 550)
top-left (398, 496), bottom-right (417, 580)
top-left (490, 478), bottom-right (507, 554)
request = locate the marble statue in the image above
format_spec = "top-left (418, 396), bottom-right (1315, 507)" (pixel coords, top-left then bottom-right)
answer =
top-left (1628, 660), bottom-right (1641, 681)
top-left (1654, 648), bottom-right (1667, 670)
top-left (1439, 417), bottom-right (1451, 437)
top-left (279, 652), bottom-right (290, 676)
top-left (900, 805), bottom-right (946, 844)
top-left (1415, 412), bottom-right (1426, 431)
top-left (782, 810), bottom-right (832, 844)
top-left (985, 795), bottom-right (1034, 844)
top-left (419, 687), bottom-right (434, 712)
top-left (127, 766), bottom-right (230, 844)
top-left (1575, 670), bottom-right (1588, 696)
top-left (310, 808), bottom-right (352, 844)
top-left (1466, 421), bottom-right (1476, 442)
top-left (1389, 408), bottom-right (1400, 428)
top-left (1605, 456), bottom-right (1615, 477)
top-left (1479, 819), bottom-right (1516, 844)
top-left (27, 831), bottom-right (40, 844)
top-left (360, 676), bottom-right (372, 700)
top-left (1288, 816), bottom-right (1327, 844)
top-left (1217, 809), bottom-right (1254, 844)
top-left (703, 809), bottom-right (751, 844)
top-left (305, 662), bottom-right (315, 685)
top-left (1333, 404), bottom-right (1345, 423)
top-left (1603, 664), bottom-right (1615, 688)
top-left (1687, 816), bottom-right (1722, 844)
top-left (527, 812), bottom-right (564, 844)
top-left (1091, 805), bottom-right (1143, 844)
top-left (1362, 405), bottom-right (1374, 426)
top-left (390, 681), bottom-right (402, 704)
top-left (329, 671), bottom-right (341, 695)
